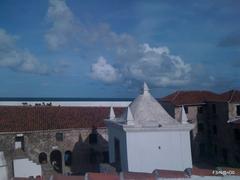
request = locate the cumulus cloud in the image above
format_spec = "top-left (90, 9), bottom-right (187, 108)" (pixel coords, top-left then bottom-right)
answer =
top-left (45, 0), bottom-right (192, 87)
top-left (45, 0), bottom-right (80, 50)
top-left (91, 56), bottom-right (121, 83)
top-left (91, 44), bottom-right (191, 87)
top-left (45, 0), bottom-right (136, 51)
top-left (127, 43), bottom-right (191, 86)
top-left (0, 28), bottom-right (50, 74)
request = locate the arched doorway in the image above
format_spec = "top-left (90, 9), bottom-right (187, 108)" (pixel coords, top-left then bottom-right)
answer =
top-left (64, 151), bottom-right (72, 166)
top-left (50, 150), bottom-right (62, 173)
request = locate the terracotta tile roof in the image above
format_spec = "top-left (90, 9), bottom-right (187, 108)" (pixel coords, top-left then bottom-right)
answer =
top-left (220, 90), bottom-right (240, 103)
top-left (0, 106), bottom-right (124, 133)
top-left (52, 175), bottom-right (84, 180)
top-left (153, 169), bottom-right (186, 178)
top-left (123, 172), bottom-right (155, 180)
top-left (161, 90), bottom-right (221, 106)
top-left (87, 172), bottom-right (119, 180)
top-left (192, 167), bottom-right (217, 176)
top-left (38, 168), bottom-right (240, 180)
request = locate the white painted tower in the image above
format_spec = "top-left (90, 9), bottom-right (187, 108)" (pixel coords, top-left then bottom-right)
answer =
top-left (105, 83), bottom-right (194, 173)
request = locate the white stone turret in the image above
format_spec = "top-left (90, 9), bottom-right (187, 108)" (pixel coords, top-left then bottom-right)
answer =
top-left (105, 82), bottom-right (194, 173)
top-left (142, 82), bottom-right (150, 95)
top-left (109, 107), bottom-right (116, 119)
top-left (122, 82), bottom-right (180, 127)
top-left (181, 106), bottom-right (188, 124)
top-left (126, 107), bottom-right (134, 125)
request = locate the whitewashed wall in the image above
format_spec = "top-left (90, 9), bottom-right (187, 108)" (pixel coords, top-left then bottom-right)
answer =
top-left (13, 158), bottom-right (41, 178)
top-left (126, 130), bottom-right (192, 173)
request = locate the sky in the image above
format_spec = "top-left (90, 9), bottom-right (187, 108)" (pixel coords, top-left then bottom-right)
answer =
top-left (0, 0), bottom-right (240, 98)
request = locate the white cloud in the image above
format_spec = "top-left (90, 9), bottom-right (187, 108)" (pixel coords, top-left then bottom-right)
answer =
top-left (143, 43), bottom-right (169, 54)
top-left (91, 56), bottom-right (121, 83)
top-left (126, 43), bottom-right (191, 86)
top-left (90, 44), bottom-right (191, 87)
top-left (45, 0), bottom-right (79, 50)
top-left (44, 0), bottom-right (136, 51)
top-left (0, 28), bottom-right (50, 74)
top-left (45, 0), bottom-right (192, 87)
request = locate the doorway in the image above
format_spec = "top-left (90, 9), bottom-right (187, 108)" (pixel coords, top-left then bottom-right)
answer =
top-left (50, 150), bottom-right (62, 173)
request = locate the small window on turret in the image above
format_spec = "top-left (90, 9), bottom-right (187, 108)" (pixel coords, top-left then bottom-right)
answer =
top-left (184, 106), bottom-right (188, 114)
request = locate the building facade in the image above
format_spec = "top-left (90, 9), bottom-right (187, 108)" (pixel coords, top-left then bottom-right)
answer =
top-left (0, 106), bottom-right (123, 179)
top-left (1, 89), bottom-right (240, 179)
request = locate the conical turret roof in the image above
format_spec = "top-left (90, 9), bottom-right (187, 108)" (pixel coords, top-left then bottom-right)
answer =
top-left (125, 82), bottom-right (180, 127)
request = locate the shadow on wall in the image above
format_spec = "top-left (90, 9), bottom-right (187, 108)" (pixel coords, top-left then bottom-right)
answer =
top-left (70, 127), bottom-right (109, 175)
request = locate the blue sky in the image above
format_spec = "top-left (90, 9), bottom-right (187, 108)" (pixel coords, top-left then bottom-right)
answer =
top-left (0, 0), bottom-right (240, 98)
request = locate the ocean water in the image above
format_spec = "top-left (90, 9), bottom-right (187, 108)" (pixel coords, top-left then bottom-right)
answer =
top-left (0, 97), bottom-right (134, 102)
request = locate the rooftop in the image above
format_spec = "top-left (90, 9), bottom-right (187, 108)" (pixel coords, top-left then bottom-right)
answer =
top-left (125, 83), bottom-right (179, 126)
top-left (0, 106), bottom-right (124, 133)
top-left (107, 83), bottom-right (192, 129)
top-left (221, 90), bottom-right (240, 103)
top-left (160, 90), bottom-right (240, 106)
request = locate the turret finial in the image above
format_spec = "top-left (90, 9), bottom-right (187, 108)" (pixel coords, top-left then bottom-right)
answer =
top-left (126, 107), bottom-right (134, 125)
top-left (109, 106), bottom-right (116, 119)
top-left (181, 106), bottom-right (188, 124)
top-left (143, 82), bottom-right (150, 95)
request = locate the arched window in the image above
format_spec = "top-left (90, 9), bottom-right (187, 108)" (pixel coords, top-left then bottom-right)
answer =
top-left (64, 151), bottom-right (72, 166)
top-left (39, 152), bottom-right (47, 164)
top-left (50, 150), bottom-right (62, 173)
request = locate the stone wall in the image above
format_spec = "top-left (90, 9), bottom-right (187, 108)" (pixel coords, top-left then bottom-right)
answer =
top-left (202, 102), bottom-right (240, 167)
top-left (0, 127), bottom-right (108, 179)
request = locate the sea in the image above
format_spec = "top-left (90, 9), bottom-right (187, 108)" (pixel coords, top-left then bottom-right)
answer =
top-left (0, 97), bottom-right (133, 107)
